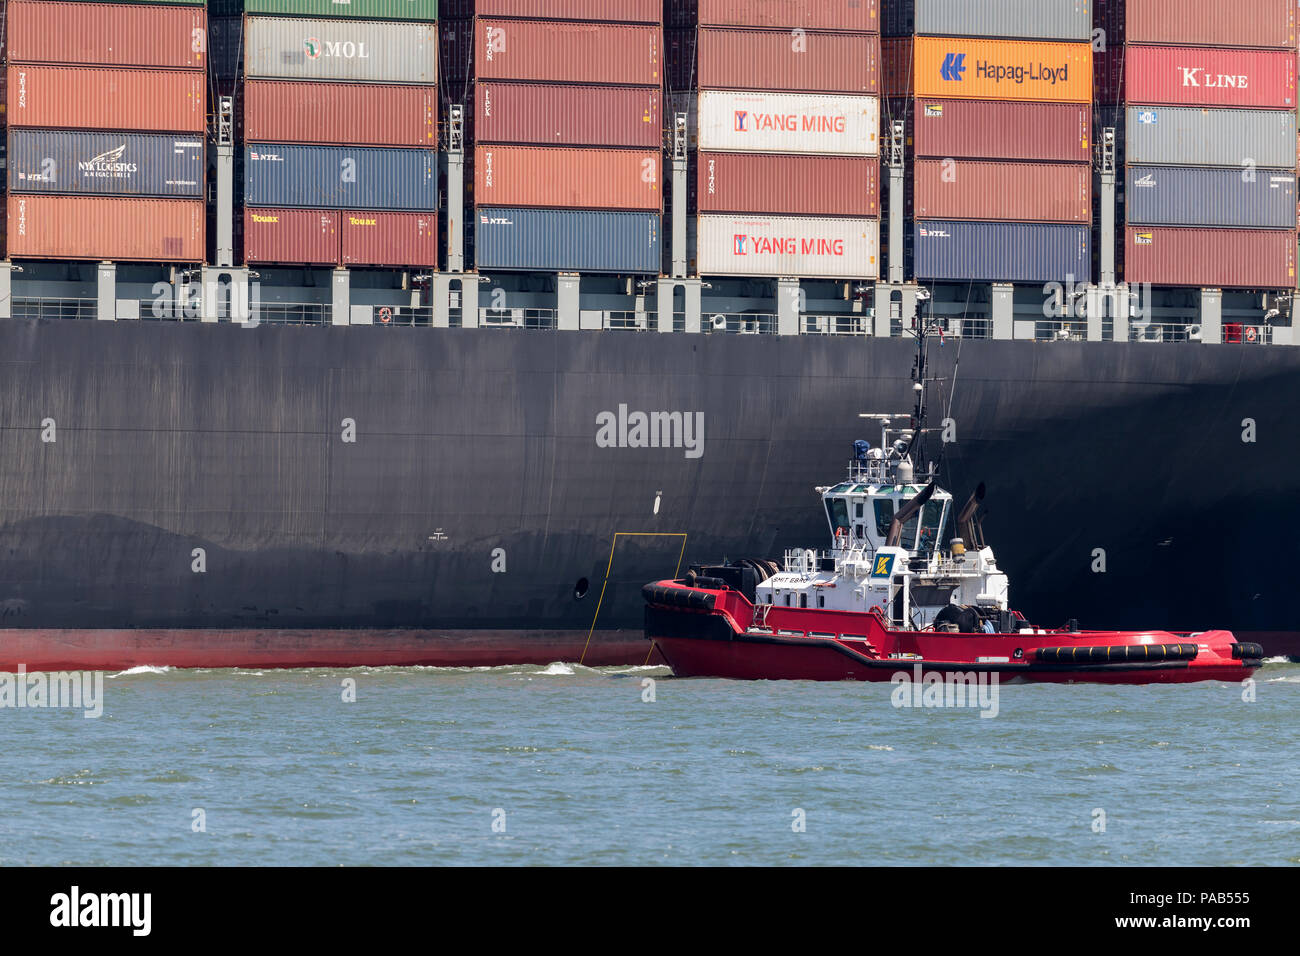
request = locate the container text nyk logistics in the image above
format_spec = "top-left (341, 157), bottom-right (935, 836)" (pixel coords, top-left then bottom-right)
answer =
top-left (914, 38), bottom-right (1092, 102)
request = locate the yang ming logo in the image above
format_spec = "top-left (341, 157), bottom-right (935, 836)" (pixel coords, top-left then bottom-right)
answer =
top-left (304, 38), bottom-right (322, 59)
top-left (734, 111), bottom-right (748, 132)
top-left (941, 53), bottom-right (966, 82)
top-left (733, 235), bottom-right (748, 255)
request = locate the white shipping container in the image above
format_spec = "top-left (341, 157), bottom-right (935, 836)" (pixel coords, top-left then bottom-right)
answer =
top-left (696, 91), bottom-right (879, 156)
top-left (697, 215), bottom-right (880, 279)
top-left (245, 17), bottom-right (437, 84)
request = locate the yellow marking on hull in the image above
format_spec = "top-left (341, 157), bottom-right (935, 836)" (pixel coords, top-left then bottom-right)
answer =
top-left (579, 532), bottom-right (689, 667)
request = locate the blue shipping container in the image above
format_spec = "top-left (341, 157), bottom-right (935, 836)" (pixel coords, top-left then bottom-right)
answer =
top-left (914, 221), bottom-right (1091, 283)
top-left (1127, 166), bottom-right (1297, 229)
top-left (244, 144), bottom-right (436, 211)
top-left (8, 129), bottom-right (205, 198)
top-left (475, 207), bottom-right (661, 274)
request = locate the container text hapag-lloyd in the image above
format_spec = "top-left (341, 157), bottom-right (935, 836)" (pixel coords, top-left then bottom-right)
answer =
top-left (964, 57), bottom-right (1072, 85)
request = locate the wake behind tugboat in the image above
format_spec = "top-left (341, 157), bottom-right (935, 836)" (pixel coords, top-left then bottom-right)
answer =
top-left (644, 322), bottom-right (1264, 685)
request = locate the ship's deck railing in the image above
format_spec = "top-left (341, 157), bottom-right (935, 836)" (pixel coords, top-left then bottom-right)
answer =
top-left (12, 297), bottom-right (97, 321)
top-left (802, 314), bottom-right (871, 336)
top-left (1036, 319), bottom-right (1090, 342)
top-left (783, 549), bottom-right (837, 575)
top-left (1129, 321), bottom-right (1201, 343)
top-left (1222, 323), bottom-right (1273, 345)
top-left (704, 312), bottom-right (778, 335)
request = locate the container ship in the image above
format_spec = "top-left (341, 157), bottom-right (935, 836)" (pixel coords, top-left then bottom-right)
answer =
top-left (1, 0), bottom-right (1299, 668)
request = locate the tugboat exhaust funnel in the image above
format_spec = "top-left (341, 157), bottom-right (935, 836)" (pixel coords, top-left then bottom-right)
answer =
top-left (886, 480), bottom-right (936, 548)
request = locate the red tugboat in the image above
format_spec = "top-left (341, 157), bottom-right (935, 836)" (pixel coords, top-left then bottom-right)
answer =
top-left (644, 324), bottom-right (1264, 685)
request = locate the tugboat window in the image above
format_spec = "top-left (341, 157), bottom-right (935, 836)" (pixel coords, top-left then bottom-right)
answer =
top-left (874, 499), bottom-right (894, 538)
top-left (918, 500), bottom-right (945, 552)
top-left (825, 498), bottom-right (850, 534)
top-left (800, 593), bottom-right (808, 608)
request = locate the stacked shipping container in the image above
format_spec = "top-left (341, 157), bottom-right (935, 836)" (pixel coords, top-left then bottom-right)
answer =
top-left (893, 0), bottom-right (1094, 283)
top-left (4, 0), bottom-right (209, 262)
top-left (461, 1), bottom-right (664, 274)
top-left (1104, 0), bottom-right (1299, 288)
top-left (673, 0), bottom-right (882, 279)
top-left (241, 2), bottom-right (439, 268)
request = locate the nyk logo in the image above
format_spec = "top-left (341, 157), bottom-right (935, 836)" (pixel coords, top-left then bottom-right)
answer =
top-left (1178, 66), bottom-right (1249, 89)
top-left (940, 53), bottom-right (966, 82)
top-left (79, 145), bottom-right (138, 178)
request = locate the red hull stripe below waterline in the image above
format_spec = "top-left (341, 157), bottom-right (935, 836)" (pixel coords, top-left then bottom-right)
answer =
top-left (0, 629), bottom-right (659, 672)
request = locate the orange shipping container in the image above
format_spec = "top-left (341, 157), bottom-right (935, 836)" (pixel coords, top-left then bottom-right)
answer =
top-left (474, 146), bottom-right (662, 211)
top-left (913, 37), bottom-right (1092, 103)
top-left (474, 19), bottom-right (661, 86)
top-left (341, 212), bottom-right (438, 268)
top-left (697, 28), bottom-right (879, 94)
top-left (244, 208), bottom-right (339, 265)
top-left (6, 1), bottom-right (207, 70)
top-left (244, 81), bottom-right (438, 147)
top-left (6, 65), bottom-right (206, 132)
top-left (8, 195), bottom-right (204, 262)
top-left (914, 160), bottom-right (1091, 223)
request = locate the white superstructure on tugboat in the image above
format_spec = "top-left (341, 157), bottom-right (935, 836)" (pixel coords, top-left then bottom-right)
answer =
top-left (643, 322), bottom-right (1266, 684)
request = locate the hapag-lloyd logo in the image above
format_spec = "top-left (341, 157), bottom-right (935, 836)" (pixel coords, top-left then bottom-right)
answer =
top-left (303, 37), bottom-right (370, 60)
top-left (734, 110), bottom-right (846, 133)
top-left (1178, 66), bottom-right (1249, 89)
top-left (733, 233), bottom-right (846, 257)
top-left (596, 405), bottom-right (704, 460)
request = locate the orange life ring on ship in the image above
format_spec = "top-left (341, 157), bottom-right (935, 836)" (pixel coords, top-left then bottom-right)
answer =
top-left (379, 307), bottom-right (393, 325)
top-left (1246, 325), bottom-right (1258, 343)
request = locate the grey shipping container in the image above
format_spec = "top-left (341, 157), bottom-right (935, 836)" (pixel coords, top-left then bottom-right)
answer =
top-left (8, 129), bottom-right (204, 198)
top-left (1126, 107), bottom-right (1298, 169)
top-left (475, 207), bottom-right (661, 274)
top-left (244, 17), bottom-right (437, 84)
top-left (245, 144), bottom-right (437, 210)
top-left (886, 0), bottom-right (1091, 40)
top-left (914, 220), bottom-right (1091, 283)
top-left (1127, 166), bottom-right (1297, 229)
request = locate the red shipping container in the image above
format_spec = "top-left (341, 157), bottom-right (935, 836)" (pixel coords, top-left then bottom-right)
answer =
top-left (341, 212), bottom-right (438, 268)
top-left (694, 0), bottom-right (879, 31)
top-left (244, 208), bottom-right (340, 265)
top-left (244, 81), bottom-right (437, 148)
top-left (1125, 226), bottom-right (1297, 288)
top-left (474, 146), bottom-right (662, 210)
top-left (6, 65), bottom-right (206, 132)
top-left (914, 160), bottom-right (1091, 223)
top-left (697, 153), bottom-right (878, 216)
top-left (1126, 46), bottom-right (1296, 110)
top-left (470, 0), bottom-right (662, 22)
top-left (697, 28), bottom-right (879, 94)
top-left (1126, 0), bottom-right (1296, 50)
top-left (474, 20), bottom-right (661, 86)
top-left (475, 83), bottom-right (662, 148)
top-left (7, 195), bottom-right (204, 262)
top-left (6, 1), bottom-right (207, 70)
top-left (914, 100), bottom-right (1091, 162)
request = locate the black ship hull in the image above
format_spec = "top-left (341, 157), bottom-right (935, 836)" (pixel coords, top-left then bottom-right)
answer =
top-left (1, 320), bottom-right (1297, 666)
